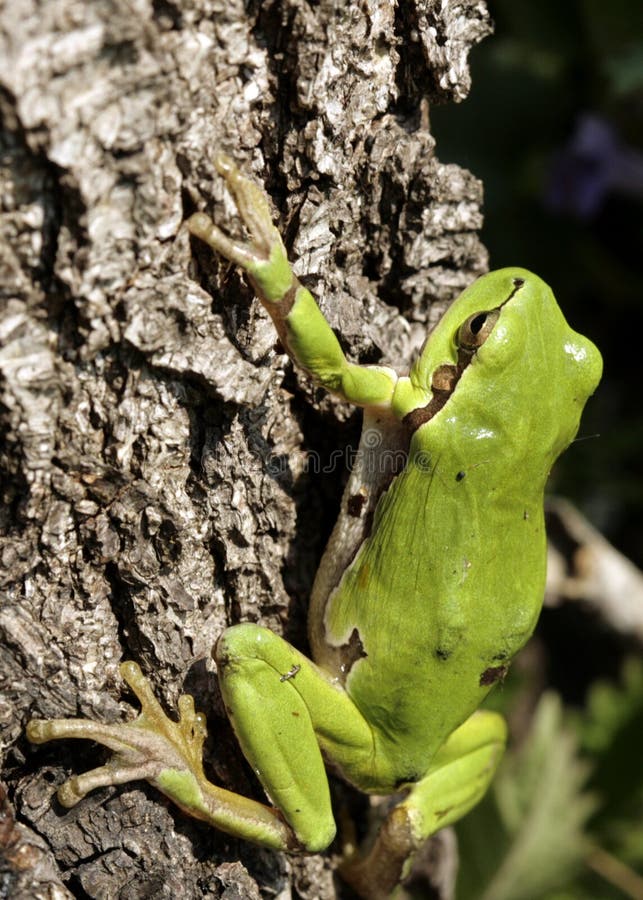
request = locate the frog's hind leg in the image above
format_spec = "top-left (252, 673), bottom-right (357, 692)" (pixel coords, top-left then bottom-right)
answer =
top-left (214, 622), bottom-right (376, 852)
top-left (340, 709), bottom-right (507, 900)
top-left (27, 661), bottom-right (299, 851)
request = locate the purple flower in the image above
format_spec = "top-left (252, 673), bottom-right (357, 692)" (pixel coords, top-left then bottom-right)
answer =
top-left (546, 114), bottom-right (643, 219)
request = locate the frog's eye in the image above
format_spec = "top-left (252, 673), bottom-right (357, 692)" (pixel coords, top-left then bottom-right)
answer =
top-left (457, 309), bottom-right (501, 352)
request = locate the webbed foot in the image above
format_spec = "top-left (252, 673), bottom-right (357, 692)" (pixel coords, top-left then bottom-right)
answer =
top-left (27, 661), bottom-right (208, 807)
top-left (27, 661), bottom-right (295, 849)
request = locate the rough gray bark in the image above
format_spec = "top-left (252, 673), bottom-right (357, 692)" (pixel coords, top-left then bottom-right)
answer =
top-left (0, 1), bottom-right (491, 897)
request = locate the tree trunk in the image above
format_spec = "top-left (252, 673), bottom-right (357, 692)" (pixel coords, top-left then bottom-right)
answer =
top-left (1, 1), bottom-right (491, 897)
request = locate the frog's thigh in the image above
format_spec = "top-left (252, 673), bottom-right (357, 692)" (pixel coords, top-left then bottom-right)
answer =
top-left (342, 710), bottom-right (506, 898)
top-left (215, 623), bottom-right (373, 853)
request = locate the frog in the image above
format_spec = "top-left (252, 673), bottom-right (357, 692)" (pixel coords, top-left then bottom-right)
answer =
top-left (27, 156), bottom-right (602, 899)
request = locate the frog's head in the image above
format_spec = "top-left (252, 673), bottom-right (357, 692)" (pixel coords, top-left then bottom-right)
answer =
top-left (399, 268), bottom-right (602, 469)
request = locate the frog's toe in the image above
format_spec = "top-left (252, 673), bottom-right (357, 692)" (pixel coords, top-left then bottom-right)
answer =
top-left (56, 759), bottom-right (159, 807)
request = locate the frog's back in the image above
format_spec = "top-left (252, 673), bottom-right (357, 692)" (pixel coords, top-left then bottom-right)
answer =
top-left (316, 435), bottom-right (546, 767)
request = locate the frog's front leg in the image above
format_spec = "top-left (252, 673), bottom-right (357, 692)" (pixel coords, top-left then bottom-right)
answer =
top-left (187, 156), bottom-right (398, 409)
top-left (27, 628), bottom-right (376, 855)
top-left (341, 710), bottom-right (507, 899)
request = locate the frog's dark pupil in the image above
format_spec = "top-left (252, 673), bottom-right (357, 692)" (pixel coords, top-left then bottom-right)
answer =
top-left (470, 313), bottom-right (487, 334)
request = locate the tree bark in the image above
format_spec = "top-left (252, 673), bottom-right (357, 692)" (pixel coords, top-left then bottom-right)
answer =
top-left (0, 1), bottom-right (491, 897)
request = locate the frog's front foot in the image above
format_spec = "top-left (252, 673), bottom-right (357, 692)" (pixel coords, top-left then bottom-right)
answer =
top-left (186, 154), bottom-right (294, 307)
top-left (27, 661), bottom-right (208, 808)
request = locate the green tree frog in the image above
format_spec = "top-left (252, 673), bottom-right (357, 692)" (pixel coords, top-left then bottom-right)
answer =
top-left (27, 157), bottom-right (602, 898)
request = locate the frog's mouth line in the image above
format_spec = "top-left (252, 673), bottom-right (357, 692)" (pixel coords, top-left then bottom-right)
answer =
top-left (402, 277), bottom-right (525, 433)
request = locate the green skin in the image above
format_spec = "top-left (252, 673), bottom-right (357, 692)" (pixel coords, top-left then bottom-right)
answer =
top-left (27, 157), bottom-right (602, 898)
